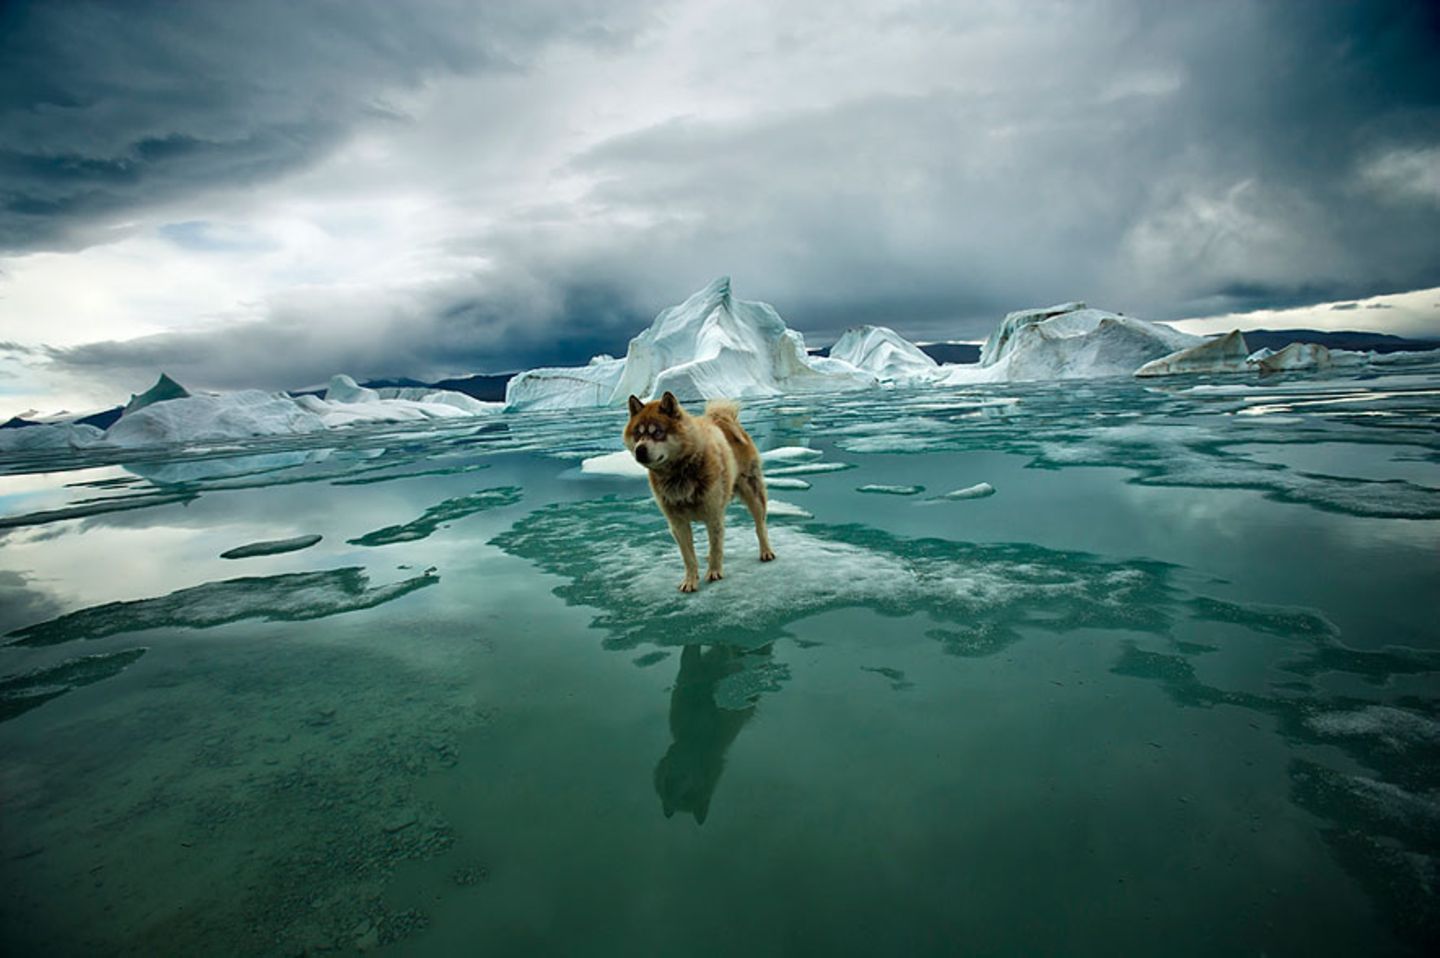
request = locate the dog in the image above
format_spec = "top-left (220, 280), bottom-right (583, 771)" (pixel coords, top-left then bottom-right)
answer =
top-left (624, 391), bottom-right (775, 592)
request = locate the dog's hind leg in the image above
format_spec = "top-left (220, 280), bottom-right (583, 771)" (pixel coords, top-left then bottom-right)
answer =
top-left (667, 517), bottom-right (701, 592)
top-left (704, 515), bottom-right (725, 582)
top-left (736, 473), bottom-right (775, 562)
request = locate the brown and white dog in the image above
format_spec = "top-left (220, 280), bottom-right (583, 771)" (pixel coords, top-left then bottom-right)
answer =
top-left (624, 391), bottom-right (775, 592)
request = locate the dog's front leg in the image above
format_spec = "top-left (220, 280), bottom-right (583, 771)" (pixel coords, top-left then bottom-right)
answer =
top-left (668, 517), bottom-right (700, 592)
top-left (704, 516), bottom-right (725, 582)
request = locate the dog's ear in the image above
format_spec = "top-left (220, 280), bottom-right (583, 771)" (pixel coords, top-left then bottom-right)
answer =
top-left (627, 395), bottom-right (643, 416)
top-left (659, 391), bottom-right (680, 417)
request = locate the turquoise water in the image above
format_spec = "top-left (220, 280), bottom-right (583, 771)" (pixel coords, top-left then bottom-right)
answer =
top-left (2, 369), bottom-right (1438, 956)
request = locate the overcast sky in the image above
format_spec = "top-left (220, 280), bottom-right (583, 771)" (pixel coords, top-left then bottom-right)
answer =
top-left (2, 0), bottom-right (1438, 411)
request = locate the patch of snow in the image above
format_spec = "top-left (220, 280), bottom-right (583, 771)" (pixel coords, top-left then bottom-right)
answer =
top-left (765, 461), bottom-right (855, 476)
top-left (763, 477), bottom-right (812, 490)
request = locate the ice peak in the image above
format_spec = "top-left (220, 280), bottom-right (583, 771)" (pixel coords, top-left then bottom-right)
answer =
top-left (123, 373), bottom-right (191, 416)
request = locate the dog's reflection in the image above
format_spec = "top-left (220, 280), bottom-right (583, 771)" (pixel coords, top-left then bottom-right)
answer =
top-left (654, 644), bottom-right (759, 824)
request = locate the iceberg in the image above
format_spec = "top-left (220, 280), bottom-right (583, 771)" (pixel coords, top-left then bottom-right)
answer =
top-left (828, 325), bottom-right (938, 383)
top-left (505, 277), bottom-right (876, 411)
top-left (323, 374), bottom-right (381, 404)
top-left (505, 358), bottom-right (626, 412)
top-left (1256, 342), bottom-right (1333, 375)
top-left (0, 422), bottom-right (106, 452)
top-left (943, 303), bottom-right (1201, 383)
top-left (1134, 330), bottom-right (1253, 377)
top-left (105, 390), bottom-right (328, 447)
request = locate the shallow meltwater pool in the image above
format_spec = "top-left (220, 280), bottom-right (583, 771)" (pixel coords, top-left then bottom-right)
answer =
top-left (2, 369), bottom-right (1438, 956)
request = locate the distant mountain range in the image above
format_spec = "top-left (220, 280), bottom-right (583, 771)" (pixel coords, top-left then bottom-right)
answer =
top-left (1235, 328), bottom-right (1437, 354)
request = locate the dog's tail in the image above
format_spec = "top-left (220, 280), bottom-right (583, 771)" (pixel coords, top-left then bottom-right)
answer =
top-left (705, 399), bottom-right (740, 422)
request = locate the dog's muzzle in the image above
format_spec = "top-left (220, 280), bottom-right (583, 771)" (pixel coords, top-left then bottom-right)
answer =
top-left (634, 444), bottom-right (650, 465)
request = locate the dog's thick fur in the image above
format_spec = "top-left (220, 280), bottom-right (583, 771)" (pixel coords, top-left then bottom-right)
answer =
top-left (624, 391), bottom-right (775, 592)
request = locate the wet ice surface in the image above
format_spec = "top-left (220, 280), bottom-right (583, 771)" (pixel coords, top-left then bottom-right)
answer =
top-left (2, 364), bottom-right (1439, 955)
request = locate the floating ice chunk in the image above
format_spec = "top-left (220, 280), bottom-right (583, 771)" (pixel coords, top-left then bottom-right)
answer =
top-left (105, 391), bottom-right (327, 447)
top-left (941, 302), bottom-right (1201, 383)
top-left (0, 422), bottom-right (106, 451)
top-left (324, 374), bottom-right (381, 404)
top-left (761, 446), bottom-right (824, 462)
top-left (505, 358), bottom-right (626, 411)
top-left (856, 484), bottom-right (924, 495)
top-left (765, 461), bottom-right (854, 476)
top-left (220, 534), bottom-right (324, 559)
top-left (1134, 330), bottom-right (1253, 377)
top-left (763, 477), bottom-right (811, 490)
top-left (828, 325), bottom-right (938, 383)
top-left (937, 482), bottom-right (995, 500)
top-left (764, 499), bottom-right (812, 519)
top-left (1256, 342), bottom-right (1333, 374)
top-left (580, 450), bottom-right (648, 479)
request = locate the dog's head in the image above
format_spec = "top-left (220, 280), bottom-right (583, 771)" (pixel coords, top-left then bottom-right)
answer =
top-left (624, 391), bottom-right (687, 469)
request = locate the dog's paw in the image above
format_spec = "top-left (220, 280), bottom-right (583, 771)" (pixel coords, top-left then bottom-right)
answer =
top-left (759, 549), bottom-right (776, 562)
top-left (678, 576), bottom-right (699, 593)
top-left (706, 568), bottom-right (724, 582)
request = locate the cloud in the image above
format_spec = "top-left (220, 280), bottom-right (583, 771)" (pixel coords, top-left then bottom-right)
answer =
top-left (5, 0), bottom-right (1440, 403)
top-left (0, 0), bottom-right (651, 252)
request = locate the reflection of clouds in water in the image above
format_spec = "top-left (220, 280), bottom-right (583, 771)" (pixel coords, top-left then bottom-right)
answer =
top-left (6, 566), bottom-right (437, 647)
top-left (348, 487), bottom-right (523, 547)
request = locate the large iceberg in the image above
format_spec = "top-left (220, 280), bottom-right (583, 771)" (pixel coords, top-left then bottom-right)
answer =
top-left (828, 325), bottom-right (938, 383)
top-left (105, 389), bottom-right (328, 447)
top-left (943, 302), bottom-right (1201, 383)
top-left (506, 277), bottom-right (875, 411)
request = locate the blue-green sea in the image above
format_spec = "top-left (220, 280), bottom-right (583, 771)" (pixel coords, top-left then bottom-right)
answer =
top-left (2, 367), bottom-right (1438, 956)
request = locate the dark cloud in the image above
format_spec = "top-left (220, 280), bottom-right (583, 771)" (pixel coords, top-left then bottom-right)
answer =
top-left (0, 0), bottom-right (649, 251)
top-left (10, 0), bottom-right (1440, 392)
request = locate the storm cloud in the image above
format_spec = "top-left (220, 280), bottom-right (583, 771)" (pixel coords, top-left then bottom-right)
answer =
top-left (2, 0), bottom-right (1438, 403)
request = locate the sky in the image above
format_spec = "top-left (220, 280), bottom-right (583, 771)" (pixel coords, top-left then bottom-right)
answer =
top-left (1, 0), bottom-right (1438, 414)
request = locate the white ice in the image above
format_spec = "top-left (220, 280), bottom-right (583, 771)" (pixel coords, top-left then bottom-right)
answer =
top-left (579, 450), bottom-right (649, 479)
top-left (940, 302), bottom-right (1201, 384)
top-left (827, 325), bottom-right (938, 384)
